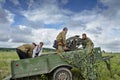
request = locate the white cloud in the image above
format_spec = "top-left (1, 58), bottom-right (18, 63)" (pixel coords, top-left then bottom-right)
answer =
top-left (21, 0), bottom-right (73, 24)
top-left (60, 0), bottom-right (69, 5)
top-left (22, 6), bottom-right (70, 24)
top-left (31, 28), bottom-right (60, 48)
top-left (0, 6), bottom-right (14, 24)
top-left (19, 25), bottom-right (27, 30)
top-left (0, 8), bottom-right (15, 43)
top-left (5, 10), bottom-right (14, 23)
top-left (0, 8), bottom-right (8, 23)
top-left (0, 0), bottom-right (120, 52)
top-left (27, 0), bottom-right (34, 9)
top-left (8, 38), bottom-right (13, 42)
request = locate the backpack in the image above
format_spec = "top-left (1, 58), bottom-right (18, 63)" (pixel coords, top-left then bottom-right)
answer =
top-left (53, 40), bottom-right (58, 49)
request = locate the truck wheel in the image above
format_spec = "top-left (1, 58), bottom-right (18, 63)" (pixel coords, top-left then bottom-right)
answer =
top-left (52, 67), bottom-right (72, 80)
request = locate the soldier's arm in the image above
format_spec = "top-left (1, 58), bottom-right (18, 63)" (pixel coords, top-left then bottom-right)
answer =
top-left (87, 38), bottom-right (94, 46)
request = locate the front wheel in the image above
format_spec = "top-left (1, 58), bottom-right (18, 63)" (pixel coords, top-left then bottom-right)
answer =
top-left (52, 67), bottom-right (72, 80)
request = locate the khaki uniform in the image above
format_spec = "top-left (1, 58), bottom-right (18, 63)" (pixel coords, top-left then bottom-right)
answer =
top-left (17, 44), bottom-right (35, 58)
top-left (82, 37), bottom-right (94, 54)
top-left (56, 31), bottom-right (67, 53)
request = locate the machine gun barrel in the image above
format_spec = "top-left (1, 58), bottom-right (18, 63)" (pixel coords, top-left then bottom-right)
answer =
top-left (102, 56), bottom-right (114, 61)
top-left (102, 55), bottom-right (114, 78)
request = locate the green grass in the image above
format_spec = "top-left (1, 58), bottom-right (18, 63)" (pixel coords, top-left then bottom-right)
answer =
top-left (0, 51), bottom-right (18, 79)
top-left (72, 53), bottom-right (120, 80)
top-left (0, 51), bottom-right (120, 80)
top-left (101, 53), bottom-right (120, 80)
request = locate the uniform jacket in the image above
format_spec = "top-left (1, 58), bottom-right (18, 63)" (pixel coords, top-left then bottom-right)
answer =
top-left (82, 37), bottom-right (94, 49)
top-left (17, 44), bottom-right (35, 57)
top-left (56, 31), bottom-right (67, 46)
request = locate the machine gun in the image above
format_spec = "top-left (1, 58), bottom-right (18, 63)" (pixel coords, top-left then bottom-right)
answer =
top-left (102, 56), bottom-right (114, 78)
top-left (66, 35), bottom-right (83, 51)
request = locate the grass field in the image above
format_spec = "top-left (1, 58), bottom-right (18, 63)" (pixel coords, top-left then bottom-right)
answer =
top-left (0, 51), bottom-right (120, 80)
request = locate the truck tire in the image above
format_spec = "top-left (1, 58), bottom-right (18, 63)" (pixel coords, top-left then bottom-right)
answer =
top-left (52, 67), bottom-right (72, 80)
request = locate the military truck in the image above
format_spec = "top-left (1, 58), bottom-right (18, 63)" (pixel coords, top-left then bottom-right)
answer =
top-left (4, 35), bottom-right (113, 80)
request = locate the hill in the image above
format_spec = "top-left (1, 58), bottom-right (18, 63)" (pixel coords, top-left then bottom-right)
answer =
top-left (0, 48), bottom-right (55, 52)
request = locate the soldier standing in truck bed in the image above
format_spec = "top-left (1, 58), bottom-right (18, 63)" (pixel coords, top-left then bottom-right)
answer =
top-left (56, 27), bottom-right (68, 53)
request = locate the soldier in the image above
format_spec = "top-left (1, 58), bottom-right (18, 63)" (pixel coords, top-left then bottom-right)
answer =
top-left (56, 27), bottom-right (68, 53)
top-left (81, 33), bottom-right (96, 80)
top-left (16, 42), bottom-right (43, 59)
top-left (82, 33), bottom-right (94, 54)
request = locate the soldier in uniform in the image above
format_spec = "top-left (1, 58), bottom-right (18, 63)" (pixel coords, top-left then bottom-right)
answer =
top-left (81, 33), bottom-right (96, 80)
top-left (82, 33), bottom-right (94, 54)
top-left (16, 42), bottom-right (43, 59)
top-left (56, 27), bottom-right (68, 53)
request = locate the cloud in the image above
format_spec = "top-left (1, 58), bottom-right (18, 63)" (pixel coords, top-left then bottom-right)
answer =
top-left (0, 26), bottom-right (11, 43)
top-left (21, 0), bottom-right (73, 24)
top-left (9, 0), bottom-right (20, 6)
top-left (22, 6), bottom-right (70, 24)
top-left (31, 28), bottom-right (61, 46)
top-left (0, 0), bottom-right (120, 52)
top-left (98, 38), bottom-right (120, 52)
top-left (62, 0), bottom-right (120, 52)
top-left (10, 25), bottom-right (33, 43)
top-left (0, 6), bottom-right (15, 43)
top-left (99, 0), bottom-right (120, 23)
top-left (60, 0), bottom-right (69, 5)
top-left (5, 10), bottom-right (14, 23)
top-left (0, 8), bottom-right (9, 23)
top-left (0, 5), bottom-right (14, 24)
top-left (0, 0), bottom-right (5, 5)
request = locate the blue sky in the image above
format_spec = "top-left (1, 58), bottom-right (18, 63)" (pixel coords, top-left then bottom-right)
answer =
top-left (0, 0), bottom-right (120, 52)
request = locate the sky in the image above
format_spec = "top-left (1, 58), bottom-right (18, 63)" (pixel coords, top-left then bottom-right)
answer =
top-left (0, 0), bottom-right (120, 52)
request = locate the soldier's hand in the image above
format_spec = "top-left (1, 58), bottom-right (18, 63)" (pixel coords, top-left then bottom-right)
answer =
top-left (64, 46), bottom-right (68, 51)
